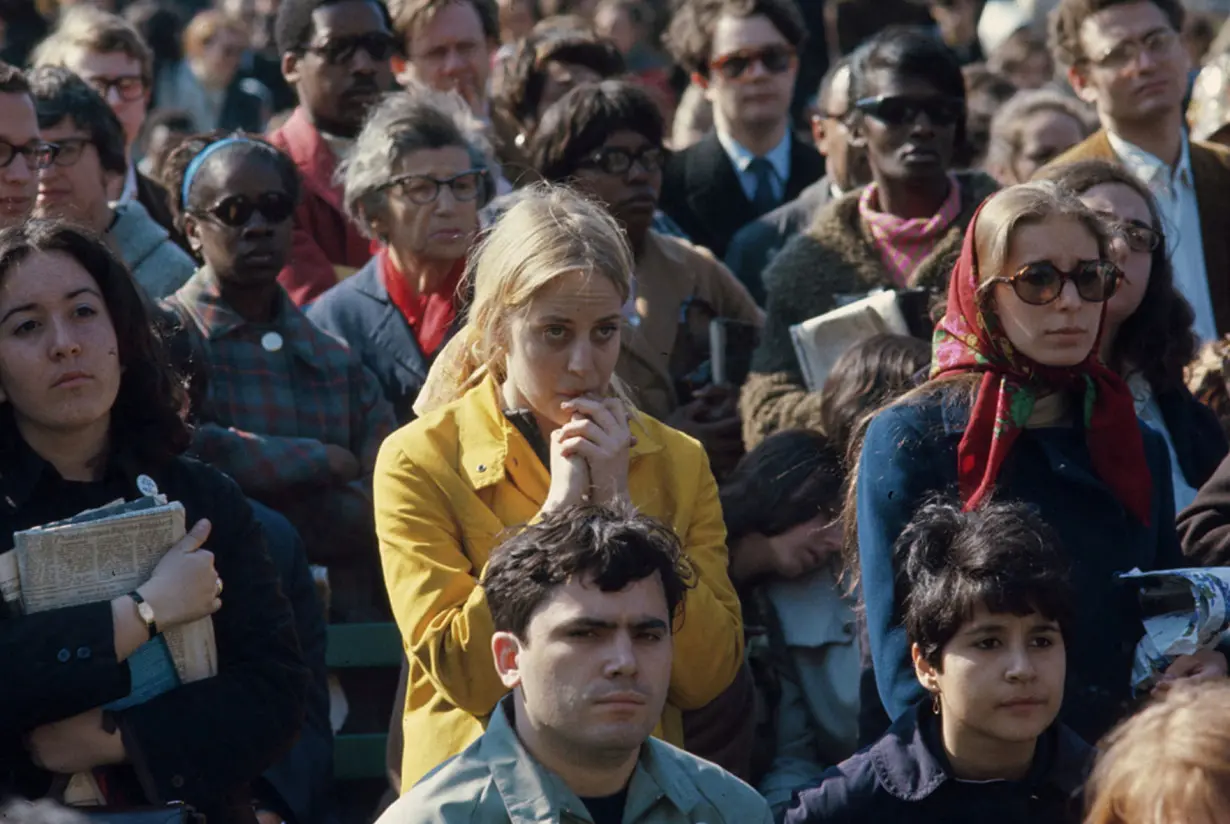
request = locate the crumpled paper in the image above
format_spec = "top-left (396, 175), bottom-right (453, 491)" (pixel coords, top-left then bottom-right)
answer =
top-left (1120, 567), bottom-right (1230, 693)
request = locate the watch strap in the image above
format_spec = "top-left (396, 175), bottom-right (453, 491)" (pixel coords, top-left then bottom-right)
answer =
top-left (128, 590), bottom-right (157, 640)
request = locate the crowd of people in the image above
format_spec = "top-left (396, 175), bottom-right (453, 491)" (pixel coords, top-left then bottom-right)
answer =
top-left (6, 0), bottom-right (1230, 822)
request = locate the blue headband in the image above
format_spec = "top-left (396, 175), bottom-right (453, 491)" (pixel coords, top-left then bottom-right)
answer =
top-left (180, 137), bottom-right (256, 207)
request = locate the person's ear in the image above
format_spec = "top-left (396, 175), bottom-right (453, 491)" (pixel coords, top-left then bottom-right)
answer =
top-left (912, 641), bottom-right (942, 694)
top-left (692, 71), bottom-right (714, 104)
top-left (847, 112), bottom-right (868, 150)
top-left (183, 213), bottom-right (204, 256)
top-left (391, 54), bottom-right (409, 80)
top-left (810, 114), bottom-right (828, 156)
top-left (1068, 64), bottom-right (1098, 106)
top-left (282, 51), bottom-right (301, 85)
top-left (492, 630), bottom-right (524, 690)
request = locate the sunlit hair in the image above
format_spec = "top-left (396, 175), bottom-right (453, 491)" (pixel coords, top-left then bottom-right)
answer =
top-left (31, 5), bottom-right (154, 85)
top-left (1085, 680), bottom-right (1230, 824)
top-left (416, 183), bottom-right (633, 414)
top-left (183, 10), bottom-right (246, 62)
top-left (972, 180), bottom-right (1113, 289)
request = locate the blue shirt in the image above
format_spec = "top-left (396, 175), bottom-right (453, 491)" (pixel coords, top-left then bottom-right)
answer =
top-left (716, 128), bottom-right (792, 204)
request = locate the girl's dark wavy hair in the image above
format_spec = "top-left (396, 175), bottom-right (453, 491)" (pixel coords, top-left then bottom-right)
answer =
top-left (0, 220), bottom-right (191, 465)
top-left (720, 430), bottom-right (844, 542)
top-left (1036, 159), bottom-right (1197, 392)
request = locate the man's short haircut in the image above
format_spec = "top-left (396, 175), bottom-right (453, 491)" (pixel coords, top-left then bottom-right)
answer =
top-left (31, 6), bottom-right (155, 86)
top-left (389, 0), bottom-right (499, 48)
top-left (28, 67), bottom-right (128, 176)
top-left (529, 79), bottom-right (662, 182)
top-left (0, 61), bottom-right (29, 96)
top-left (665, 0), bottom-right (808, 76)
top-left (494, 28), bottom-right (625, 134)
top-left (848, 25), bottom-right (966, 105)
top-left (895, 497), bottom-right (1075, 668)
top-left (482, 502), bottom-right (695, 640)
top-left (275, 0), bottom-right (394, 55)
top-left (816, 54), bottom-right (852, 116)
top-left (1049, 0), bottom-right (1185, 69)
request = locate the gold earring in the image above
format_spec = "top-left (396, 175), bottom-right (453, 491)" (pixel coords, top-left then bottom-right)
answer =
top-left (932, 691), bottom-right (941, 716)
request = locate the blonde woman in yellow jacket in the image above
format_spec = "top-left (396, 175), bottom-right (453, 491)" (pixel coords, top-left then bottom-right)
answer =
top-left (375, 185), bottom-right (745, 790)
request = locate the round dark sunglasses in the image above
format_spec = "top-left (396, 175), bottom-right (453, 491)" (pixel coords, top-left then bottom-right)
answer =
top-left (853, 94), bottom-right (965, 127)
top-left (709, 44), bottom-right (796, 81)
top-left (306, 33), bottom-right (398, 65)
top-left (982, 259), bottom-right (1122, 306)
top-left (196, 192), bottom-right (296, 227)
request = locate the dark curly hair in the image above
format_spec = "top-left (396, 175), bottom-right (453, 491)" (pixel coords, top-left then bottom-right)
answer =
top-left (275, 0), bottom-right (393, 55)
top-left (482, 501), bottom-right (696, 639)
top-left (896, 496), bottom-right (1075, 667)
top-left (665, 0), bottom-right (807, 76)
top-left (529, 79), bottom-right (663, 183)
top-left (1049, 0), bottom-right (1184, 68)
top-left (28, 66), bottom-right (128, 177)
top-left (1035, 159), bottom-right (1196, 393)
top-left (162, 131), bottom-right (302, 237)
top-left (0, 220), bottom-right (191, 466)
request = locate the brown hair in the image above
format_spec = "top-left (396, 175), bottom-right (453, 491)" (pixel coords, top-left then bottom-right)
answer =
top-left (665, 0), bottom-right (807, 75)
top-left (1049, 0), bottom-right (1185, 68)
top-left (986, 88), bottom-right (1097, 182)
top-left (1085, 680), bottom-right (1230, 824)
top-left (183, 10), bottom-right (247, 62)
top-left (988, 26), bottom-right (1053, 81)
top-left (31, 5), bottom-right (155, 86)
top-left (390, 0), bottom-right (499, 48)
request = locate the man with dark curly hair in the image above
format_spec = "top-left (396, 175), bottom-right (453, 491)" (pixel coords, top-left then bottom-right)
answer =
top-left (659, 0), bottom-right (822, 260)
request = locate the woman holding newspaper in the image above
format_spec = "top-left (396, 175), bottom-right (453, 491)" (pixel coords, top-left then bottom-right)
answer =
top-left (0, 221), bottom-right (307, 823)
top-left (850, 182), bottom-right (1226, 748)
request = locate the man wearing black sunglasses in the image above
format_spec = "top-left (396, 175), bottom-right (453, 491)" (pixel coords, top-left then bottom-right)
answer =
top-left (741, 24), bottom-right (999, 449)
top-left (0, 62), bottom-right (42, 231)
top-left (660, 0), bottom-right (823, 260)
top-left (270, 0), bottom-right (396, 304)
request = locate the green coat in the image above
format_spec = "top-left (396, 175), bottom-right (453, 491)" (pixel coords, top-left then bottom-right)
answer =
top-left (379, 696), bottom-right (773, 824)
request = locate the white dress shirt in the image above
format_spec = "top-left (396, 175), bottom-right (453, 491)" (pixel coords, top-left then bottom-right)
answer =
top-left (1108, 131), bottom-right (1218, 343)
top-left (716, 127), bottom-right (792, 203)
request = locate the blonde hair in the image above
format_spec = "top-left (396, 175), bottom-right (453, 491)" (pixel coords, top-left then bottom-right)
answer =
top-left (31, 5), bottom-right (154, 85)
top-left (1085, 680), bottom-right (1230, 824)
top-left (183, 10), bottom-right (247, 62)
top-left (415, 183), bottom-right (634, 415)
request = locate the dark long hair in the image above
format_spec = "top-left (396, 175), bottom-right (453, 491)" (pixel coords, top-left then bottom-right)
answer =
top-left (0, 220), bottom-right (191, 465)
top-left (720, 430), bottom-right (844, 542)
top-left (1036, 159), bottom-right (1197, 392)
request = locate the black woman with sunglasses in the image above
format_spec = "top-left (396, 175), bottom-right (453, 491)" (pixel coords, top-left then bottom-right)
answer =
top-left (849, 181), bottom-right (1223, 748)
top-left (309, 88), bottom-right (492, 424)
top-left (1039, 159), bottom-right (1228, 512)
top-left (161, 133), bottom-right (396, 622)
top-left (740, 25), bottom-right (999, 449)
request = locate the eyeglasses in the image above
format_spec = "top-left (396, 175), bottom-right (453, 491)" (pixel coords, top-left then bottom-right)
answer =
top-left (46, 138), bottom-right (95, 167)
top-left (581, 146), bottom-right (665, 176)
top-left (306, 33), bottom-right (399, 65)
top-left (0, 139), bottom-right (57, 170)
top-left (384, 169), bottom-right (486, 205)
top-left (195, 191), bottom-right (296, 227)
top-left (81, 74), bottom-right (146, 102)
top-left (853, 94), bottom-right (965, 127)
top-left (1089, 28), bottom-right (1178, 71)
top-left (1117, 220), bottom-right (1164, 254)
top-left (982, 259), bottom-right (1122, 306)
top-left (709, 44), bottom-right (796, 81)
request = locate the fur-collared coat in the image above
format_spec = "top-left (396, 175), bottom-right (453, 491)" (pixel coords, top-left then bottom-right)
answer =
top-left (739, 172), bottom-right (999, 449)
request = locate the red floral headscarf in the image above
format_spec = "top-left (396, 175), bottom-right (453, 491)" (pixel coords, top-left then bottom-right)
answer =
top-left (930, 201), bottom-right (1153, 525)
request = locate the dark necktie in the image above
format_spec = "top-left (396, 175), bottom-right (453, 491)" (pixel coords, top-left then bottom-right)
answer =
top-left (748, 156), bottom-right (779, 216)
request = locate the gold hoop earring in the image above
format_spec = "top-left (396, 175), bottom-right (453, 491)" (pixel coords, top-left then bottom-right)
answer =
top-left (932, 691), bottom-right (941, 716)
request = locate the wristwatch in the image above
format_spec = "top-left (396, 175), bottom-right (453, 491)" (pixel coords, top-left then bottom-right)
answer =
top-left (129, 590), bottom-right (158, 640)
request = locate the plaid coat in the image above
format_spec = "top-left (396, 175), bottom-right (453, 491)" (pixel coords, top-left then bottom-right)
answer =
top-left (164, 267), bottom-right (395, 559)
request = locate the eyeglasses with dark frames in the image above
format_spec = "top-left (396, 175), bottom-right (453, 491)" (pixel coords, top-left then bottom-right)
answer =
top-left (581, 146), bottom-right (665, 177)
top-left (0, 139), bottom-right (57, 170)
top-left (382, 169), bottom-right (487, 205)
top-left (81, 74), bottom-right (146, 102)
top-left (46, 138), bottom-right (96, 168)
top-left (979, 259), bottom-right (1122, 306)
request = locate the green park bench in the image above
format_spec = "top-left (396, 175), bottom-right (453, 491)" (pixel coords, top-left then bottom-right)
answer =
top-left (326, 622), bottom-right (402, 781)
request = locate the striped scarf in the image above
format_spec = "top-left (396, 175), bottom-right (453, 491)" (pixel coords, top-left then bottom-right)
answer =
top-left (859, 175), bottom-right (962, 286)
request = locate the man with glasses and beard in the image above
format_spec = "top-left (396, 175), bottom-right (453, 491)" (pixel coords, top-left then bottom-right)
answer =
top-left (659, 0), bottom-right (823, 261)
top-left (271, 0), bottom-right (397, 305)
top-left (739, 25), bottom-right (998, 449)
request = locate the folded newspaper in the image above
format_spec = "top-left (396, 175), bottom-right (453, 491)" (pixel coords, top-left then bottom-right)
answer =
top-left (1120, 567), bottom-right (1230, 692)
top-left (789, 290), bottom-right (916, 392)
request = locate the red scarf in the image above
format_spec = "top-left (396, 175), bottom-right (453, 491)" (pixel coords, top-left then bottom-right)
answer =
top-left (930, 204), bottom-right (1153, 524)
top-left (379, 247), bottom-right (464, 357)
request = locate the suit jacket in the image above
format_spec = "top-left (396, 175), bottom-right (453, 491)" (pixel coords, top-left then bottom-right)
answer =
top-left (724, 176), bottom-right (837, 305)
top-left (1043, 129), bottom-right (1230, 336)
top-left (268, 107), bottom-right (373, 306)
top-left (660, 130), bottom-right (825, 260)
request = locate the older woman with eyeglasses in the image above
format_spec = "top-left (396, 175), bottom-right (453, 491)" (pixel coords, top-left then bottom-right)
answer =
top-left (308, 88), bottom-right (491, 424)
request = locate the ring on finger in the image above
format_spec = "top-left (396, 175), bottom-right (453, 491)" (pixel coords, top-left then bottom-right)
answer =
top-left (216, 577), bottom-right (224, 596)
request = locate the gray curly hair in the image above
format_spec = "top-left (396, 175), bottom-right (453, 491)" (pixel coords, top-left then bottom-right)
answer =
top-left (338, 85), bottom-right (496, 241)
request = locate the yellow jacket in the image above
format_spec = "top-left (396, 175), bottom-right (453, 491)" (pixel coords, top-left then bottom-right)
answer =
top-left (375, 374), bottom-right (744, 789)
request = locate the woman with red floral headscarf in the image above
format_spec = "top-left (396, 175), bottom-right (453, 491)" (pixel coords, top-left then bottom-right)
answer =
top-left (847, 181), bottom-right (1226, 748)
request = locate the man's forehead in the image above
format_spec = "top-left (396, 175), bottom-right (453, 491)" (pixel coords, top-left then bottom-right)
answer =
top-left (0, 92), bottom-right (38, 142)
top-left (1079, 3), bottom-right (1171, 48)
top-left (66, 48), bottom-right (142, 77)
top-left (412, 1), bottom-right (486, 46)
top-left (532, 574), bottom-right (670, 627)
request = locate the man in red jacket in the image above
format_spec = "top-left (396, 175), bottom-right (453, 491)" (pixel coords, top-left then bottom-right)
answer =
top-left (270, 0), bottom-right (396, 305)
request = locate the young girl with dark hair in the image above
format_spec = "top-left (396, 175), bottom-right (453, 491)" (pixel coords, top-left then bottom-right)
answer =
top-left (788, 498), bottom-right (1093, 824)
top-left (0, 219), bottom-right (306, 823)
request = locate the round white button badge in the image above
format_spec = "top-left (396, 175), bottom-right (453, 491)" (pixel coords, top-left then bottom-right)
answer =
top-left (261, 331), bottom-right (284, 352)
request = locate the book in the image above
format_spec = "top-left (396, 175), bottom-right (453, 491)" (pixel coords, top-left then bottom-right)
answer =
top-left (789, 290), bottom-right (913, 392)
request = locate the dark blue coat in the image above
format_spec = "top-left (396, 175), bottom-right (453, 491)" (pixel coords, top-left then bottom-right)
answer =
top-left (857, 389), bottom-right (1183, 745)
top-left (307, 258), bottom-right (436, 425)
top-left (786, 701), bottom-right (1092, 824)
top-left (1155, 385), bottom-right (1228, 490)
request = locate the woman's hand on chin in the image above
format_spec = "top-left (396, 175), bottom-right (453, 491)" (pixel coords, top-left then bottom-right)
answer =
top-left (26, 708), bottom-right (126, 773)
top-left (557, 396), bottom-right (633, 505)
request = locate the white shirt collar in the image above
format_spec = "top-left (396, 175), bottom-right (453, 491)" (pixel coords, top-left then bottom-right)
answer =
top-left (715, 127), bottom-right (792, 182)
top-left (1106, 130), bottom-right (1194, 189)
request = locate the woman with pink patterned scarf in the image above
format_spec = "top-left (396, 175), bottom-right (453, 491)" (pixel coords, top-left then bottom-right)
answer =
top-left (740, 25), bottom-right (999, 449)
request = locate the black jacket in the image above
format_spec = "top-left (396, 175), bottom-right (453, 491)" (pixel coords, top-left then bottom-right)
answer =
top-left (1155, 385), bottom-right (1228, 492)
top-left (786, 701), bottom-right (1093, 824)
top-left (660, 130), bottom-right (825, 260)
top-left (0, 435), bottom-right (309, 824)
